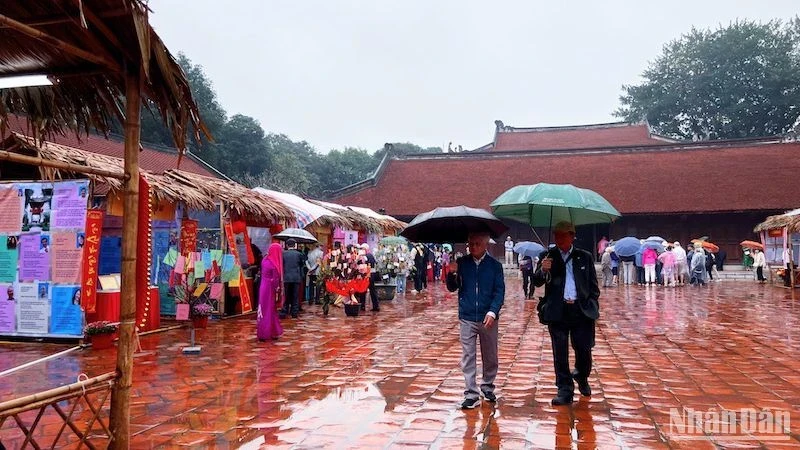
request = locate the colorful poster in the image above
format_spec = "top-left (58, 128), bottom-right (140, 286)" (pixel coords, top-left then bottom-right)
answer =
top-left (50, 285), bottom-right (83, 336)
top-left (81, 210), bottom-right (103, 313)
top-left (0, 237), bottom-right (18, 282)
top-left (17, 283), bottom-right (47, 334)
top-left (99, 236), bottom-right (122, 275)
top-left (19, 183), bottom-right (53, 232)
top-left (52, 181), bottom-right (89, 229)
top-left (0, 186), bottom-right (22, 233)
top-left (0, 283), bottom-right (15, 333)
top-left (343, 229), bottom-right (358, 247)
top-left (224, 221), bottom-right (251, 312)
top-left (19, 233), bottom-right (49, 281)
top-left (52, 232), bottom-right (83, 283)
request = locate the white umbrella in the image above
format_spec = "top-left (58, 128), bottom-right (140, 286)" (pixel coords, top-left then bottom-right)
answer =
top-left (273, 228), bottom-right (318, 244)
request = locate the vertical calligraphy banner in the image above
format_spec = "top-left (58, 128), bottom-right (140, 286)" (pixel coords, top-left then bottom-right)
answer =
top-left (180, 219), bottom-right (198, 255)
top-left (224, 221), bottom-right (252, 312)
top-left (136, 176), bottom-right (153, 331)
top-left (81, 209), bottom-right (104, 313)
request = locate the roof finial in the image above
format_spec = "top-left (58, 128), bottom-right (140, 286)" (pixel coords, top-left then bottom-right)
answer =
top-left (494, 120), bottom-right (505, 131)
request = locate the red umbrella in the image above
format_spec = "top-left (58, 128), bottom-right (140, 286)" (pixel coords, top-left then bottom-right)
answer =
top-left (740, 240), bottom-right (764, 250)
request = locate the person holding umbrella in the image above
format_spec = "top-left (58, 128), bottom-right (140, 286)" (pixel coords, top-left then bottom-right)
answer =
top-left (532, 221), bottom-right (600, 406)
top-left (446, 232), bottom-right (505, 409)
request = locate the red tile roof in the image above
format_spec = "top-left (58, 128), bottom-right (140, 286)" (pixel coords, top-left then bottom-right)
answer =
top-left (491, 122), bottom-right (672, 151)
top-left (2, 115), bottom-right (223, 178)
top-left (332, 140), bottom-right (800, 216)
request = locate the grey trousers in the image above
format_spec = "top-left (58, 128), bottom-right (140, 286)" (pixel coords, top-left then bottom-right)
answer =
top-left (459, 318), bottom-right (499, 400)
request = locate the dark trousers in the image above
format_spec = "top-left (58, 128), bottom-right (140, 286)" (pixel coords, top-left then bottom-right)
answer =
top-left (368, 277), bottom-right (379, 310)
top-left (547, 303), bottom-right (595, 397)
top-left (521, 269), bottom-right (533, 298)
top-left (757, 266), bottom-right (766, 282)
top-left (307, 274), bottom-right (319, 304)
top-left (414, 266), bottom-right (425, 291)
top-left (282, 282), bottom-right (300, 316)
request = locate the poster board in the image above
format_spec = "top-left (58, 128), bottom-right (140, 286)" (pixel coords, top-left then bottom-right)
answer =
top-left (0, 180), bottom-right (90, 338)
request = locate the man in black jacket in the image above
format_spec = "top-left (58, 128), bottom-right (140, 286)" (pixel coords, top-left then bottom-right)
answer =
top-left (532, 221), bottom-right (600, 406)
top-left (281, 239), bottom-right (306, 319)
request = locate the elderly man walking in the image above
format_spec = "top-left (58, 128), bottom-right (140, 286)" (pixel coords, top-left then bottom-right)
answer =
top-left (447, 232), bottom-right (505, 409)
top-left (533, 221), bottom-right (600, 406)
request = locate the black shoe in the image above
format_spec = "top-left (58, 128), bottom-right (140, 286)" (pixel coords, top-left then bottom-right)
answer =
top-left (572, 370), bottom-right (591, 396)
top-left (482, 391), bottom-right (497, 403)
top-left (551, 395), bottom-right (573, 406)
top-left (291, 313), bottom-right (298, 319)
top-left (461, 397), bottom-right (480, 409)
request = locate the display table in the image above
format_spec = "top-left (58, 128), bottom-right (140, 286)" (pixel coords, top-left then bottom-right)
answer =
top-left (86, 286), bottom-right (160, 331)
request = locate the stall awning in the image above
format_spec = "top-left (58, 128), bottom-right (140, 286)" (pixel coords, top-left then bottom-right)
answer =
top-left (253, 188), bottom-right (351, 229)
top-left (345, 206), bottom-right (407, 232)
top-left (309, 199), bottom-right (384, 233)
top-left (754, 208), bottom-right (800, 233)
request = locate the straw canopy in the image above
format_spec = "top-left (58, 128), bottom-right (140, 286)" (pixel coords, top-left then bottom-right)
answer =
top-left (346, 205), bottom-right (407, 232)
top-left (308, 199), bottom-right (384, 233)
top-left (1, 133), bottom-right (295, 224)
top-left (253, 188), bottom-right (352, 229)
top-left (0, 0), bottom-right (209, 156)
top-left (164, 170), bottom-right (294, 224)
top-left (754, 208), bottom-right (800, 233)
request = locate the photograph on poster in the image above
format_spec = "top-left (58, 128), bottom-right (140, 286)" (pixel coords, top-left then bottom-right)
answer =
top-left (38, 282), bottom-right (48, 300)
top-left (6, 285), bottom-right (14, 301)
top-left (76, 232), bottom-right (85, 248)
top-left (21, 186), bottom-right (53, 232)
top-left (6, 236), bottom-right (17, 250)
top-left (72, 288), bottom-right (81, 305)
top-left (39, 235), bottom-right (50, 253)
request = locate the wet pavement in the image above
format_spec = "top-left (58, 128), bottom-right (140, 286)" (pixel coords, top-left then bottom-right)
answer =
top-left (2, 279), bottom-right (800, 449)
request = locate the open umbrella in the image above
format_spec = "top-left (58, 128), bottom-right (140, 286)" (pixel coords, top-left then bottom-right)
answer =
top-left (740, 240), bottom-right (764, 250)
top-left (490, 183), bottom-right (621, 228)
top-left (691, 239), bottom-right (719, 253)
top-left (642, 239), bottom-right (666, 251)
top-left (612, 237), bottom-right (641, 257)
top-left (273, 228), bottom-right (318, 244)
top-left (513, 241), bottom-right (546, 258)
top-left (380, 236), bottom-right (408, 246)
top-left (399, 206), bottom-right (508, 244)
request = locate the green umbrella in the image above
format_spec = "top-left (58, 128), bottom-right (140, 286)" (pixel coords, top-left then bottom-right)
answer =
top-left (379, 236), bottom-right (409, 245)
top-left (490, 183), bottom-right (621, 228)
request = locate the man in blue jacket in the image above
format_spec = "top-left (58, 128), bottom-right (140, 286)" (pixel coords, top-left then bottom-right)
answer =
top-left (446, 232), bottom-right (505, 409)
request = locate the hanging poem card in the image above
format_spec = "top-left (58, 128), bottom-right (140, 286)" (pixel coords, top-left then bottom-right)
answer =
top-left (193, 283), bottom-right (208, 298)
top-left (19, 233), bottom-right (49, 281)
top-left (175, 303), bottom-right (189, 320)
top-left (174, 255), bottom-right (186, 275)
top-left (0, 186), bottom-right (21, 233)
top-left (209, 283), bottom-right (223, 300)
top-left (51, 232), bottom-right (82, 283)
top-left (52, 181), bottom-right (88, 230)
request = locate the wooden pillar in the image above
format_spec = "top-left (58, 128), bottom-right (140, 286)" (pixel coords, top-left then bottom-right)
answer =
top-left (109, 65), bottom-right (141, 449)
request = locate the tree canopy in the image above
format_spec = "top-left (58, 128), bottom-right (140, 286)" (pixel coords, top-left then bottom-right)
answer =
top-left (615, 19), bottom-right (800, 140)
top-left (135, 54), bottom-right (441, 198)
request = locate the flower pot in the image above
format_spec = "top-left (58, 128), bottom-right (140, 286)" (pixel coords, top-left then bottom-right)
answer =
top-left (374, 283), bottom-right (396, 301)
top-left (344, 303), bottom-right (360, 317)
top-left (192, 316), bottom-right (209, 329)
top-left (91, 333), bottom-right (114, 350)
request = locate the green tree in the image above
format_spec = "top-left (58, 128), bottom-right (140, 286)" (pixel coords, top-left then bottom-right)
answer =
top-left (615, 19), bottom-right (800, 140)
top-left (373, 142), bottom-right (443, 161)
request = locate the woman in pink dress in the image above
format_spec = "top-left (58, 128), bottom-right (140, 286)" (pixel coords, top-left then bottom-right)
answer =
top-left (257, 243), bottom-right (284, 341)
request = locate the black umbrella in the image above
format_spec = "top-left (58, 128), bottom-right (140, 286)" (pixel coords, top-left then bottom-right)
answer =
top-left (399, 206), bottom-right (508, 243)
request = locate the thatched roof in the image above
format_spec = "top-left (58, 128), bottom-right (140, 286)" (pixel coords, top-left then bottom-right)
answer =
top-left (0, 1), bottom-right (208, 155)
top-left (309, 199), bottom-right (384, 233)
top-left (253, 188), bottom-right (353, 230)
top-left (164, 170), bottom-right (294, 224)
top-left (754, 208), bottom-right (800, 233)
top-left (2, 133), bottom-right (294, 224)
top-left (347, 205), bottom-right (407, 232)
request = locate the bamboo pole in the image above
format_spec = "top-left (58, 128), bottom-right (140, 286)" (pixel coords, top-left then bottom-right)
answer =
top-left (0, 372), bottom-right (116, 414)
top-left (109, 66), bottom-right (141, 450)
top-left (0, 148), bottom-right (125, 180)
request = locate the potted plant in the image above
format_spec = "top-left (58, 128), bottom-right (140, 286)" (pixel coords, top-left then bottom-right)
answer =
top-left (374, 243), bottom-right (410, 301)
top-left (191, 302), bottom-right (213, 328)
top-left (84, 321), bottom-right (118, 350)
top-left (320, 246), bottom-right (370, 316)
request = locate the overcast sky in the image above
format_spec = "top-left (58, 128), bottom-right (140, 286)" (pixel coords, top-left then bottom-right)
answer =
top-left (149, 1), bottom-right (799, 153)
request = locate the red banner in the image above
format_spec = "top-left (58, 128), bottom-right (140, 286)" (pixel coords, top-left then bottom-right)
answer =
top-left (180, 219), bottom-right (198, 255)
top-left (81, 209), bottom-right (104, 313)
top-left (224, 221), bottom-right (252, 312)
